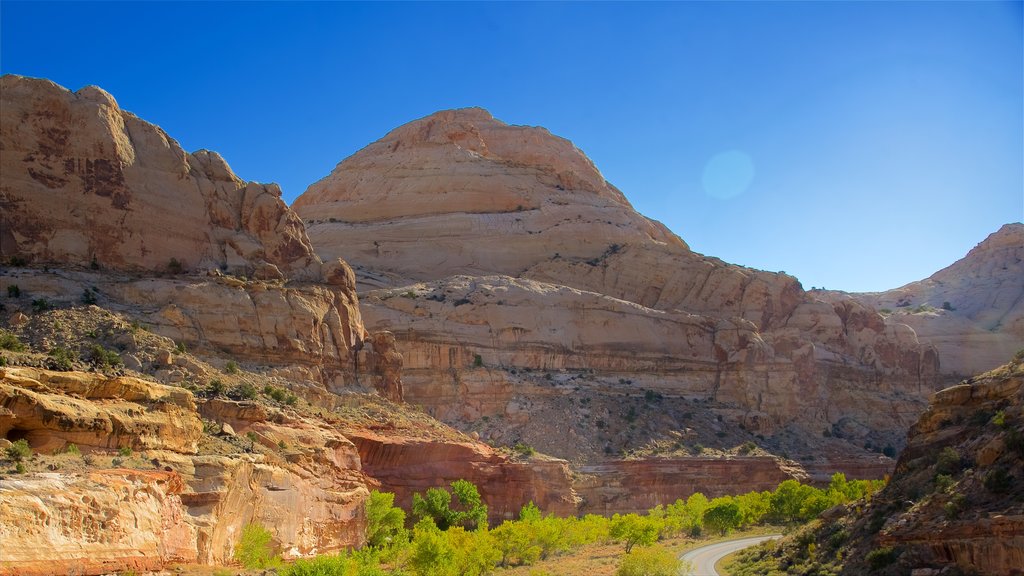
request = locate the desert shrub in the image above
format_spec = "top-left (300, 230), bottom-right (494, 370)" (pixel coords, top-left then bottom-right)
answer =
top-left (232, 383), bottom-right (257, 400)
top-left (81, 288), bottom-right (97, 305)
top-left (225, 360), bottom-right (239, 374)
top-left (167, 258), bottom-right (183, 274)
top-left (6, 285), bottom-right (21, 298)
top-left (983, 467), bottom-right (1013, 494)
top-left (63, 443), bottom-right (81, 455)
top-left (935, 447), bottom-right (962, 475)
top-left (5, 439), bottom-right (31, 462)
top-left (48, 347), bottom-right (77, 371)
top-left (866, 546), bottom-right (898, 569)
top-left (174, 341), bottom-right (186, 354)
top-left (14, 462), bottom-right (26, 474)
top-left (89, 344), bottom-right (122, 368)
top-left (31, 298), bottom-right (50, 312)
top-left (934, 473), bottom-right (954, 492)
top-left (991, 410), bottom-right (1006, 428)
top-left (209, 379), bottom-right (225, 396)
top-left (473, 354), bottom-right (483, 367)
top-left (945, 494), bottom-right (966, 520)
top-left (513, 442), bottom-right (535, 458)
top-left (0, 330), bottom-right (25, 352)
top-left (739, 441), bottom-right (757, 455)
top-left (234, 522), bottom-right (280, 569)
top-left (118, 446), bottom-right (132, 457)
top-left (616, 544), bottom-right (685, 576)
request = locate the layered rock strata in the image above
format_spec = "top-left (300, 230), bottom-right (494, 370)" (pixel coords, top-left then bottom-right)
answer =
top-left (295, 108), bottom-right (941, 469)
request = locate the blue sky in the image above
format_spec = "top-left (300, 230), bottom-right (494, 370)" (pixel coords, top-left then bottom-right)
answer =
top-left (2, 1), bottom-right (1021, 292)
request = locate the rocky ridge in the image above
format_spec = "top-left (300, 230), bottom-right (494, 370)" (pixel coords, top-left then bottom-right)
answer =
top-left (847, 222), bottom-right (1024, 380)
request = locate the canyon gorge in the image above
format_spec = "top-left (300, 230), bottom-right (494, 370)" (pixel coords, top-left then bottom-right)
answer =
top-left (0, 75), bottom-right (1020, 574)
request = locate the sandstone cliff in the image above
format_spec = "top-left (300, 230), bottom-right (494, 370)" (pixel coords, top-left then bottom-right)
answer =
top-left (295, 108), bottom-right (940, 470)
top-left (848, 222), bottom-right (1024, 380)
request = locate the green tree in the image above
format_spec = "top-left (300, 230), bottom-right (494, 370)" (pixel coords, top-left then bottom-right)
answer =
top-left (610, 513), bottom-right (660, 552)
top-left (492, 520), bottom-right (541, 567)
top-left (412, 479), bottom-right (488, 531)
top-left (366, 490), bottom-right (408, 550)
top-left (703, 500), bottom-right (742, 535)
top-left (407, 518), bottom-right (456, 576)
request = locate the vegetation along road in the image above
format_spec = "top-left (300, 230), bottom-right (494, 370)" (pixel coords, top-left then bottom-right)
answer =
top-left (680, 534), bottom-right (782, 576)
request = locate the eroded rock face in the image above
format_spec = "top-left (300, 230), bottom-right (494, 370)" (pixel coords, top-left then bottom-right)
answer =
top-left (0, 368), bottom-right (370, 574)
top-left (0, 470), bottom-right (194, 576)
top-left (0, 75), bottom-right (321, 280)
top-left (575, 457), bottom-right (806, 515)
top-left (0, 367), bottom-right (202, 453)
top-left (296, 108), bottom-right (940, 469)
top-left (346, 429), bottom-right (579, 523)
top-left (849, 223), bottom-right (1024, 379)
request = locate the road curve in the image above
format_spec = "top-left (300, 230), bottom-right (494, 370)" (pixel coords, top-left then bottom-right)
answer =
top-left (680, 534), bottom-right (782, 576)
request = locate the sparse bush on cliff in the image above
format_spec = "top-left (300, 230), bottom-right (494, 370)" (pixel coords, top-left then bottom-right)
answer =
top-left (6, 284), bottom-right (21, 298)
top-left (89, 344), bottom-right (122, 369)
top-left (0, 330), bottom-right (25, 352)
top-left (224, 360), bottom-right (240, 374)
top-left (5, 439), bottom-right (31, 462)
top-left (47, 346), bottom-right (77, 371)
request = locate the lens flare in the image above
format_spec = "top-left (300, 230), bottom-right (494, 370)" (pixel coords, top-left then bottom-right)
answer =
top-left (702, 150), bottom-right (755, 200)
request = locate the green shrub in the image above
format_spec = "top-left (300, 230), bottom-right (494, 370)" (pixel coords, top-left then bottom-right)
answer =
top-left (14, 462), bottom-right (26, 474)
top-left (513, 442), bottom-right (536, 458)
top-left (5, 439), bottom-right (31, 462)
top-left (232, 383), bottom-right (257, 400)
top-left (945, 494), bottom-right (966, 520)
top-left (118, 446), bottom-right (132, 457)
top-left (174, 341), bottom-right (186, 354)
top-left (473, 354), bottom-right (483, 368)
top-left (0, 330), bottom-right (25, 352)
top-left (167, 258), bottom-right (184, 274)
top-left (81, 288), bottom-right (97, 305)
top-left (31, 298), bottom-right (50, 312)
top-left (866, 546), bottom-right (898, 569)
top-left (89, 344), bottom-right (122, 369)
top-left (991, 410), bottom-right (1006, 428)
top-left (935, 447), bottom-right (962, 475)
top-left (934, 473), bottom-right (954, 492)
top-left (6, 285), bottom-right (21, 298)
top-left (225, 360), bottom-right (239, 374)
top-left (616, 544), bottom-right (685, 576)
top-left (48, 347), bottom-right (77, 371)
top-left (234, 522), bottom-right (280, 569)
top-left (63, 443), bottom-right (81, 455)
top-left (983, 467), bottom-right (1013, 494)
top-left (209, 378), bottom-right (225, 396)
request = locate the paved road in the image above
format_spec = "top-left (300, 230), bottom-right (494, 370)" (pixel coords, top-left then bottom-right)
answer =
top-left (680, 534), bottom-right (782, 576)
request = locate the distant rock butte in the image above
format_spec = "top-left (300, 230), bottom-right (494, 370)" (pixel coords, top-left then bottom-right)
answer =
top-left (847, 222), bottom-right (1023, 378)
top-left (297, 108), bottom-right (941, 464)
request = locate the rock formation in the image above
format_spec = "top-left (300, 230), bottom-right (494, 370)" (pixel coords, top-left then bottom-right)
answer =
top-left (847, 222), bottom-right (1024, 380)
top-left (731, 358), bottom-right (1024, 575)
top-left (294, 108), bottom-right (940, 470)
top-left (0, 75), bottom-right (322, 281)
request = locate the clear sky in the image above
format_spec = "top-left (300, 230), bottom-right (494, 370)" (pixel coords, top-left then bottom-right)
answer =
top-left (2, 1), bottom-right (1021, 292)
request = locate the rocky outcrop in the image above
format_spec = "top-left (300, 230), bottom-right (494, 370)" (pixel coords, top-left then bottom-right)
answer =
top-left (295, 108), bottom-right (940, 470)
top-left (0, 367), bottom-right (370, 574)
top-left (575, 457), bottom-right (806, 515)
top-left (0, 367), bottom-right (201, 453)
top-left (0, 469), bottom-right (194, 576)
top-left (0, 74), bottom-right (372, 391)
top-left (0, 75), bottom-right (324, 281)
top-left (744, 360), bottom-right (1024, 575)
top-left (849, 222), bottom-right (1023, 379)
top-left (346, 429), bottom-right (578, 523)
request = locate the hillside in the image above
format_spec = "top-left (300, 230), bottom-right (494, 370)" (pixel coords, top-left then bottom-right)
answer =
top-left (728, 355), bottom-right (1024, 575)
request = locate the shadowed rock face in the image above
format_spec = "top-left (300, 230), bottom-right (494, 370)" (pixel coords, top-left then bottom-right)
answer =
top-left (0, 74), bottom-right (321, 281)
top-left (295, 108), bottom-right (941, 466)
top-left (848, 223), bottom-right (1024, 380)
